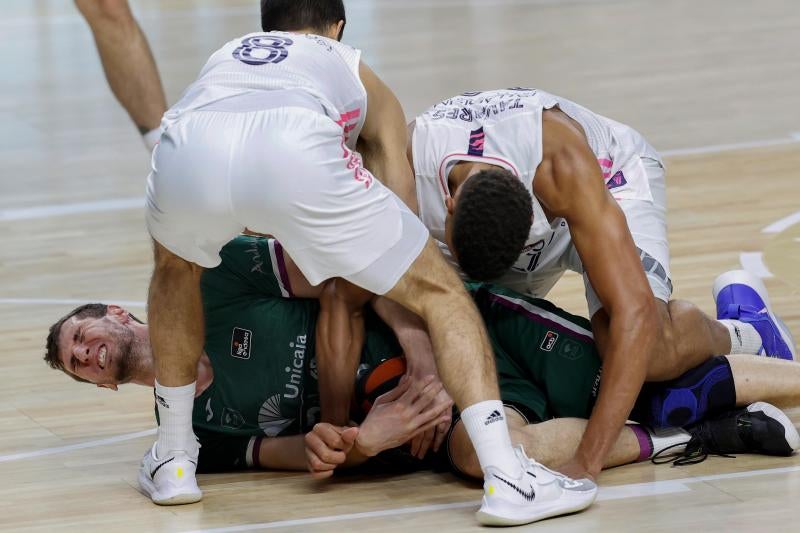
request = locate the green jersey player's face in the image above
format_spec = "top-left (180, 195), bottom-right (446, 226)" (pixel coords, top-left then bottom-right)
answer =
top-left (56, 305), bottom-right (141, 388)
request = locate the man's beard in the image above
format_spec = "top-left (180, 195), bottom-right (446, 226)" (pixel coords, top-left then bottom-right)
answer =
top-left (108, 323), bottom-right (137, 382)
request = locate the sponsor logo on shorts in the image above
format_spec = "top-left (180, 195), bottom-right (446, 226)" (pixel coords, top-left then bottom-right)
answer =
top-left (541, 331), bottom-right (559, 352)
top-left (231, 327), bottom-right (253, 359)
top-left (606, 170), bottom-right (627, 190)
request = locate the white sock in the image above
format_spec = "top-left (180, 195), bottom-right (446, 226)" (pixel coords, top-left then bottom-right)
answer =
top-left (630, 424), bottom-right (690, 460)
top-left (155, 380), bottom-right (197, 456)
top-left (142, 127), bottom-right (161, 152)
top-left (650, 427), bottom-right (691, 458)
top-left (460, 401), bottom-right (523, 478)
top-left (719, 320), bottom-right (762, 354)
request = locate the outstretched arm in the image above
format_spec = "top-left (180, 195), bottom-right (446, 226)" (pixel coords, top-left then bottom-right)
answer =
top-left (534, 109), bottom-right (659, 479)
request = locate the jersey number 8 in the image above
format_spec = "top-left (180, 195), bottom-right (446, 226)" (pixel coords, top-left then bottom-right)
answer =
top-left (233, 35), bottom-right (294, 66)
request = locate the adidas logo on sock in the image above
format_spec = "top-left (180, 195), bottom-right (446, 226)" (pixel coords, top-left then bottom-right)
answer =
top-left (734, 325), bottom-right (743, 348)
top-left (484, 410), bottom-right (504, 425)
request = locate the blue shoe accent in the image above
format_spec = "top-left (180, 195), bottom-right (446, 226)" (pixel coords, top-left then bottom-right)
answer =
top-left (713, 270), bottom-right (797, 361)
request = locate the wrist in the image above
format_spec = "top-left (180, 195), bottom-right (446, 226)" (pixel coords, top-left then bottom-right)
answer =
top-left (354, 434), bottom-right (379, 458)
top-left (573, 447), bottom-right (602, 476)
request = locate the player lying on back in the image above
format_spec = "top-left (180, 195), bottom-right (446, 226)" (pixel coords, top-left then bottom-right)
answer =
top-left (44, 236), bottom-right (800, 481)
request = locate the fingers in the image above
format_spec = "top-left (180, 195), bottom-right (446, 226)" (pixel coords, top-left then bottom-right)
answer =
top-left (409, 433), bottom-right (423, 458)
top-left (411, 393), bottom-right (452, 430)
top-left (408, 414), bottom-right (452, 445)
top-left (313, 423), bottom-right (349, 452)
top-left (305, 424), bottom-right (354, 477)
top-left (432, 418), bottom-right (451, 453)
top-left (406, 375), bottom-right (439, 408)
top-left (372, 374), bottom-right (411, 405)
top-left (414, 426), bottom-right (435, 459)
top-left (340, 426), bottom-right (359, 452)
top-left (410, 379), bottom-right (445, 412)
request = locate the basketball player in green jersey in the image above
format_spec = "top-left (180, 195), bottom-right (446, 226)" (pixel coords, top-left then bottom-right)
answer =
top-left (45, 235), bottom-right (800, 478)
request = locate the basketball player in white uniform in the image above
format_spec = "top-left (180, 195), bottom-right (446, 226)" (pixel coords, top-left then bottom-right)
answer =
top-left (143, 2), bottom-right (596, 526)
top-left (410, 88), bottom-right (796, 481)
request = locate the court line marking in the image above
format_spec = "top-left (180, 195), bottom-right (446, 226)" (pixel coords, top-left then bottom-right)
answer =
top-left (0, 428), bottom-right (156, 463)
top-left (1, 135), bottom-right (798, 223)
top-left (659, 135), bottom-right (800, 157)
top-left (739, 252), bottom-right (774, 279)
top-left (181, 465), bottom-right (800, 533)
top-left (762, 210), bottom-right (800, 234)
top-left (0, 197), bottom-right (143, 222)
top-left (0, 0), bottom-right (644, 27)
top-left (0, 298), bottom-right (145, 307)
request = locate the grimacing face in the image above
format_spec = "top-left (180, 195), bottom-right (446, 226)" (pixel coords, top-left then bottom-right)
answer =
top-left (56, 306), bottom-right (136, 386)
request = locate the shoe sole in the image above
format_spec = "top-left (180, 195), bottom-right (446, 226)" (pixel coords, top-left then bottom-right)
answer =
top-left (748, 402), bottom-right (800, 454)
top-left (138, 469), bottom-right (202, 506)
top-left (475, 490), bottom-right (597, 526)
top-left (712, 270), bottom-right (797, 360)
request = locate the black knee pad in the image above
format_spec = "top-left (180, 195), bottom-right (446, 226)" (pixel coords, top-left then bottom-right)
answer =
top-left (631, 356), bottom-right (735, 428)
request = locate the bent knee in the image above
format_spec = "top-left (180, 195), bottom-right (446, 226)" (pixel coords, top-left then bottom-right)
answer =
top-left (447, 420), bottom-right (482, 479)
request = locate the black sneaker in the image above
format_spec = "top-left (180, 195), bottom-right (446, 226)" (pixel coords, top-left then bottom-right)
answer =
top-left (653, 402), bottom-right (800, 466)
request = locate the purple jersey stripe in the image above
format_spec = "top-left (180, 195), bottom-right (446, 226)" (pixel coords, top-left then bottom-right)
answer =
top-left (273, 241), bottom-right (294, 297)
top-left (467, 127), bottom-right (485, 156)
top-left (487, 292), bottom-right (594, 345)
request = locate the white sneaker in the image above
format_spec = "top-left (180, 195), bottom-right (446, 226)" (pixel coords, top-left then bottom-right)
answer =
top-left (476, 446), bottom-right (597, 526)
top-left (138, 443), bottom-right (202, 505)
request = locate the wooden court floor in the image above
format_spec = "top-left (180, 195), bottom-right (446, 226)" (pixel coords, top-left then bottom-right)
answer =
top-left (1, 0), bottom-right (799, 531)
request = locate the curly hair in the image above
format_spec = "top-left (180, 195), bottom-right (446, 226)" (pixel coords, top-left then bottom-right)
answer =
top-left (451, 168), bottom-right (533, 281)
top-left (261, 0), bottom-right (346, 38)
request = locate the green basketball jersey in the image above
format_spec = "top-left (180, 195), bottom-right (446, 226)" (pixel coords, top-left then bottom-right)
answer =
top-left (187, 236), bottom-right (600, 471)
top-left (192, 236), bottom-right (401, 443)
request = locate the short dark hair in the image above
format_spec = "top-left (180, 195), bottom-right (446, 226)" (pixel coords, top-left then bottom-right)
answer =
top-left (44, 303), bottom-right (108, 383)
top-left (261, 0), bottom-right (346, 38)
top-left (451, 169), bottom-right (533, 281)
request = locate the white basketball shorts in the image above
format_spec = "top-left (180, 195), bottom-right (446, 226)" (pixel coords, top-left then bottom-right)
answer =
top-left (146, 93), bottom-right (428, 295)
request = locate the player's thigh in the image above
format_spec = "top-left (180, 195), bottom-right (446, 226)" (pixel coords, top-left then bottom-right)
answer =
top-left (230, 107), bottom-right (429, 294)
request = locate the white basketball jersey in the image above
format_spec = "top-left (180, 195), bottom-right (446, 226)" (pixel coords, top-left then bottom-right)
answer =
top-left (163, 32), bottom-right (367, 149)
top-left (412, 88), bottom-right (661, 291)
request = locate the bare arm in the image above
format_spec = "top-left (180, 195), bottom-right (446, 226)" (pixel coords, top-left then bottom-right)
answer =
top-left (357, 62), bottom-right (419, 213)
top-left (370, 297), bottom-right (436, 377)
top-left (255, 430), bottom-right (368, 474)
top-left (534, 109), bottom-right (659, 477)
top-left (315, 279), bottom-right (372, 425)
